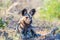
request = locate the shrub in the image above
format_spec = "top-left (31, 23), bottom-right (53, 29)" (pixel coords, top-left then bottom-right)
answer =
top-left (0, 18), bottom-right (8, 29)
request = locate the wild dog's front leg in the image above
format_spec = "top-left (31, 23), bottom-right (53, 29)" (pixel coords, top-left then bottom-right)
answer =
top-left (30, 29), bottom-right (37, 37)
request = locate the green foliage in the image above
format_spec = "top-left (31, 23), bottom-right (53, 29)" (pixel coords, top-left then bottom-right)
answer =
top-left (0, 18), bottom-right (8, 29)
top-left (39, 0), bottom-right (60, 21)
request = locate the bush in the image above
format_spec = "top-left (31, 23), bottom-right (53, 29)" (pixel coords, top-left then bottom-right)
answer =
top-left (0, 18), bottom-right (8, 29)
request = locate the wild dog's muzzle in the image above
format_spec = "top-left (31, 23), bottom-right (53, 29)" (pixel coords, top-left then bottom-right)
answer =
top-left (19, 16), bottom-right (31, 30)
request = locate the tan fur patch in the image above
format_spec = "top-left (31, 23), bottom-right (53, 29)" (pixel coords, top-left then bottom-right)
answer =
top-left (18, 16), bottom-right (30, 30)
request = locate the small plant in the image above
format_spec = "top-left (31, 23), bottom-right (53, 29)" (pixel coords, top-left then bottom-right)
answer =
top-left (0, 18), bottom-right (8, 29)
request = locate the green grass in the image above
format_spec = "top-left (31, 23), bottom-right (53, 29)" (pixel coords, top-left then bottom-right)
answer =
top-left (39, 0), bottom-right (60, 21)
top-left (0, 18), bottom-right (8, 29)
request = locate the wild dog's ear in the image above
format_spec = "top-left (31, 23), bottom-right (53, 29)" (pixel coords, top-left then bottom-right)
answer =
top-left (22, 8), bottom-right (27, 16)
top-left (29, 9), bottom-right (36, 16)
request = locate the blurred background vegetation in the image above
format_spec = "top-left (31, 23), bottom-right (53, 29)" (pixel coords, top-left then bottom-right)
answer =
top-left (39, 0), bottom-right (60, 34)
top-left (39, 0), bottom-right (60, 21)
top-left (0, 0), bottom-right (12, 9)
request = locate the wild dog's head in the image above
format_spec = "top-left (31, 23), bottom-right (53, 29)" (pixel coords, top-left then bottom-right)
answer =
top-left (19, 8), bottom-right (36, 29)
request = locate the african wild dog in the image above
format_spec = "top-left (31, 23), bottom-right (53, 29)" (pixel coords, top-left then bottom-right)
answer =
top-left (17, 8), bottom-right (37, 38)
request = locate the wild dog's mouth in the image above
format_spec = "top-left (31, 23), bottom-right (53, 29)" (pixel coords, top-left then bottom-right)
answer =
top-left (20, 19), bottom-right (31, 29)
top-left (24, 20), bottom-right (31, 25)
top-left (20, 20), bottom-right (30, 29)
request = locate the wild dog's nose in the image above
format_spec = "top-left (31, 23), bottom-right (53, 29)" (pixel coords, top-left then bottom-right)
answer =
top-left (26, 16), bottom-right (28, 19)
top-left (25, 16), bottom-right (30, 21)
